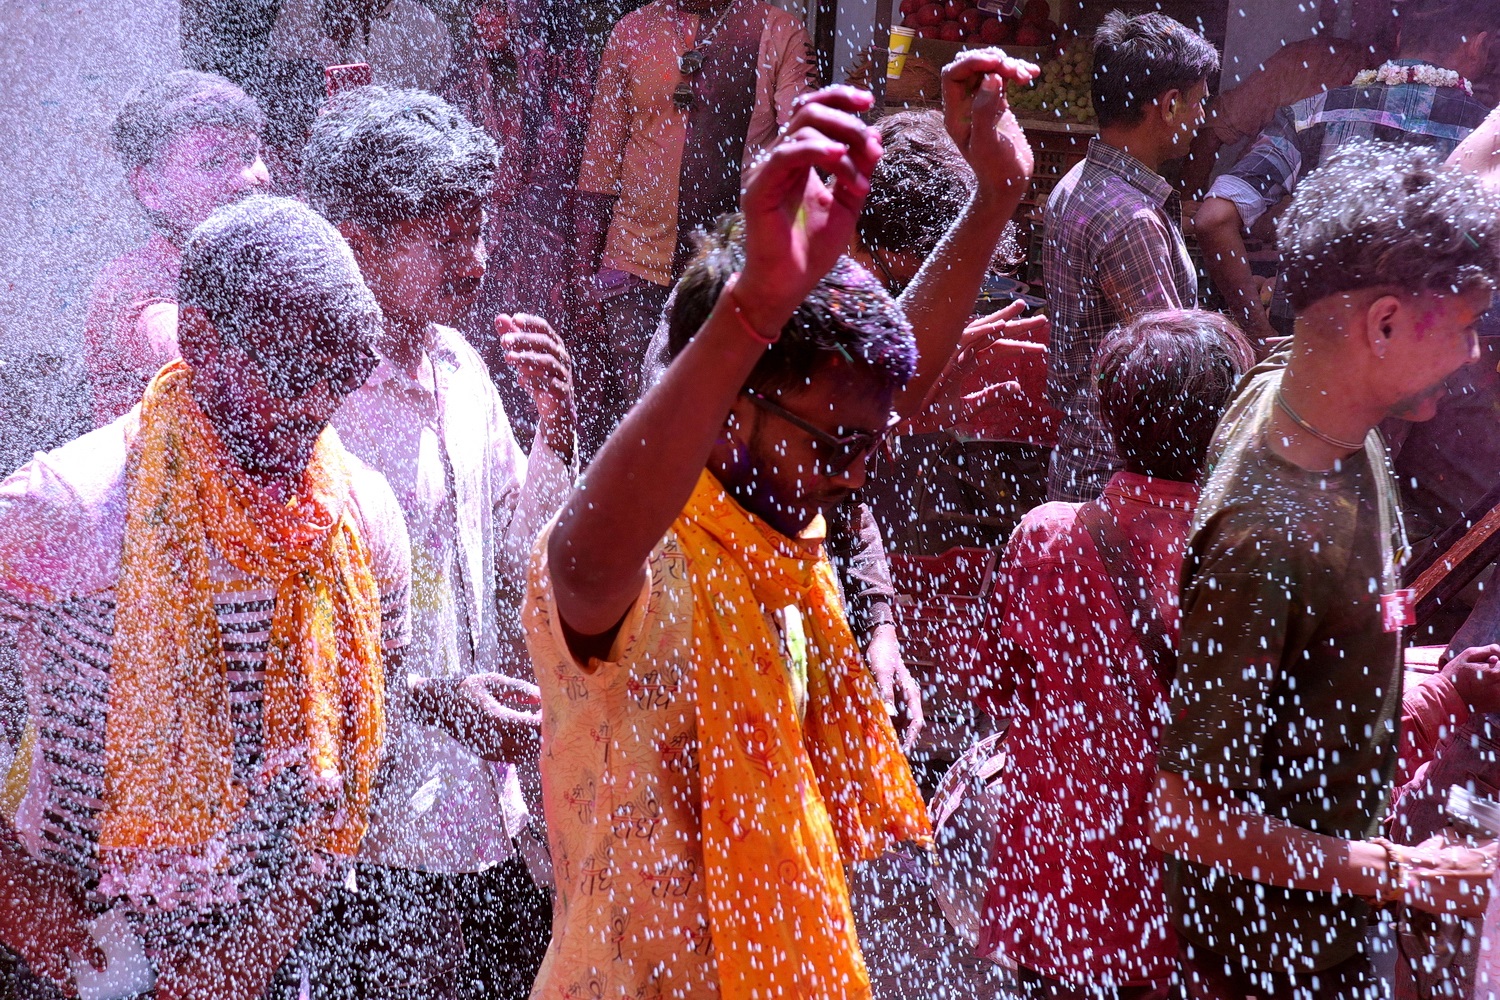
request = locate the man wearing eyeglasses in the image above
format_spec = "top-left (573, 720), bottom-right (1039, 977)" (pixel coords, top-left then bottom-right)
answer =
top-left (0, 195), bottom-right (412, 1000)
top-left (570, 0), bottom-right (817, 459)
top-left (523, 62), bottom-right (1035, 996)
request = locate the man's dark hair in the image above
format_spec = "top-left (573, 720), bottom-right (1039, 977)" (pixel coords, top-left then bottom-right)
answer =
top-left (1096, 309), bottom-right (1253, 483)
top-left (860, 111), bottom-right (974, 259)
top-left (112, 70), bottom-right (264, 171)
top-left (1398, 0), bottom-right (1498, 57)
top-left (302, 86), bottom-right (499, 228)
top-left (1091, 11), bottom-right (1220, 129)
top-left (858, 110), bottom-right (1021, 273)
top-left (666, 216), bottom-right (916, 395)
top-left (1278, 141), bottom-right (1500, 312)
top-left (179, 194), bottom-right (381, 354)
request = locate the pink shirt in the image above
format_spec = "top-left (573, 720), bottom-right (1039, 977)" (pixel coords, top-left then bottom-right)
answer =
top-left (978, 471), bottom-right (1196, 987)
top-left (577, 0), bottom-right (814, 286)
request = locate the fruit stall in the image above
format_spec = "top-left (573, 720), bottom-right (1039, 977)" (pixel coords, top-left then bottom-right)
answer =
top-left (859, 0), bottom-right (1229, 286)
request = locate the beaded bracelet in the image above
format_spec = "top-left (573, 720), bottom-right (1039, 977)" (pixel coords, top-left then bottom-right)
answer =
top-left (724, 273), bottom-right (780, 346)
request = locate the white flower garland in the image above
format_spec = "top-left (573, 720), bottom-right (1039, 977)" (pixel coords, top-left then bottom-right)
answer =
top-left (1353, 60), bottom-right (1473, 96)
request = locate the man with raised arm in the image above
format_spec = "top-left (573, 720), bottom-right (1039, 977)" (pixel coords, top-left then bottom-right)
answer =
top-left (1151, 142), bottom-right (1500, 999)
top-left (523, 64), bottom-right (1034, 999)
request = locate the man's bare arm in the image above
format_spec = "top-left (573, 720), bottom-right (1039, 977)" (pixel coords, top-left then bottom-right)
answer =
top-left (548, 88), bottom-right (884, 642)
top-left (1150, 770), bottom-right (1494, 917)
top-left (895, 50), bottom-right (1037, 415)
top-left (1448, 104), bottom-right (1500, 190)
top-left (1192, 196), bottom-right (1278, 348)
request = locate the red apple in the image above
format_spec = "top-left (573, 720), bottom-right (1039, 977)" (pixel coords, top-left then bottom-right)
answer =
top-left (943, 0), bottom-right (965, 18)
top-left (938, 19), bottom-right (965, 41)
top-left (916, 2), bottom-right (946, 26)
top-left (958, 8), bottom-right (984, 33)
top-left (981, 17), bottom-right (1015, 43)
top-left (900, 0), bottom-right (923, 16)
top-left (1015, 23), bottom-right (1045, 45)
top-left (916, 24), bottom-right (940, 37)
top-left (1021, 0), bottom-right (1050, 24)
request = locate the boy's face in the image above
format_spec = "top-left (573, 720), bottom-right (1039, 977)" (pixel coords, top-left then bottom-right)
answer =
top-left (1380, 287), bottom-right (1491, 422)
top-left (135, 126), bottom-right (268, 236)
top-left (358, 202), bottom-right (488, 332)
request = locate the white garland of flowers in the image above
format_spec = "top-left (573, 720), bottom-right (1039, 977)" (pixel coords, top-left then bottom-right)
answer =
top-left (1353, 60), bottom-right (1473, 96)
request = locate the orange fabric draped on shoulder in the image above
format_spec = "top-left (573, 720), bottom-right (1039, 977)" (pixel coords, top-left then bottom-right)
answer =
top-left (98, 361), bottom-right (385, 865)
top-left (674, 471), bottom-right (931, 999)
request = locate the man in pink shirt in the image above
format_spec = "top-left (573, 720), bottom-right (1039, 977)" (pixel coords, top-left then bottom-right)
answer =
top-left (84, 70), bottom-right (269, 426)
top-left (572, 0), bottom-right (817, 456)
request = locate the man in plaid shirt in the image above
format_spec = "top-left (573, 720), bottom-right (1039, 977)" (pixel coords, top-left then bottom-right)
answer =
top-left (1043, 11), bottom-right (1218, 502)
top-left (1194, 0), bottom-right (1494, 344)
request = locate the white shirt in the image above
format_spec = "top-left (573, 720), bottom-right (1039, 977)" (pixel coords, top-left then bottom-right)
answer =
top-left (333, 323), bottom-right (573, 873)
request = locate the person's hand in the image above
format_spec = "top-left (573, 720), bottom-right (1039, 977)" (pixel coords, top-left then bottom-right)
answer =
top-left (1397, 835), bottom-right (1498, 918)
top-left (1441, 644), bottom-right (1500, 715)
top-left (409, 673), bottom-right (542, 763)
top-left (867, 622), bottom-right (924, 750)
top-left (941, 49), bottom-right (1040, 211)
top-left (736, 86), bottom-right (883, 332)
top-left (498, 313), bottom-right (575, 458)
top-left (958, 300), bottom-right (1050, 356)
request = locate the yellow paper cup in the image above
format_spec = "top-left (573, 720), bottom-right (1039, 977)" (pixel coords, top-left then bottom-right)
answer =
top-left (888, 26), bottom-right (916, 79)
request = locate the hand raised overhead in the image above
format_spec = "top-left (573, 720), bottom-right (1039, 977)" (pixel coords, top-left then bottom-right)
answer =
top-left (736, 86), bottom-right (884, 332)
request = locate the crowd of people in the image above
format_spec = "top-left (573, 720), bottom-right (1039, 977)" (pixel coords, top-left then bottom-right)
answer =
top-left (8, 0), bottom-right (1500, 998)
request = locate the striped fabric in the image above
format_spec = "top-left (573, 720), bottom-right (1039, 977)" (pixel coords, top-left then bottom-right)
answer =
top-left (0, 415), bottom-right (410, 917)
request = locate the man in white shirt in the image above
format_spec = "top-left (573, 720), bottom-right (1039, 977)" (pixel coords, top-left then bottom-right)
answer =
top-left (299, 85), bottom-right (576, 999)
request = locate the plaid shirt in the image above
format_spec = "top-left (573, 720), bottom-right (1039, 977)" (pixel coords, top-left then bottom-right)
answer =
top-left (1043, 139), bottom-right (1196, 502)
top-left (1208, 64), bottom-right (1490, 329)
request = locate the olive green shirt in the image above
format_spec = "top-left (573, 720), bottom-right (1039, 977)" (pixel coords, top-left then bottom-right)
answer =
top-left (1157, 366), bottom-right (1405, 975)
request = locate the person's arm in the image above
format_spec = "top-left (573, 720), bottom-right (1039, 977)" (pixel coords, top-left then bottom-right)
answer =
top-left (1150, 770), bottom-right (1494, 917)
top-left (153, 850), bottom-right (336, 1000)
top-left (894, 50), bottom-right (1038, 415)
top-left (0, 821), bottom-right (103, 996)
top-left (1193, 109), bottom-right (1302, 344)
top-left (573, 193), bottom-right (617, 280)
top-left (497, 312), bottom-right (577, 546)
top-left (406, 669), bottom-right (542, 765)
top-left (1397, 644), bottom-right (1500, 790)
top-left (835, 502), bottom-right (922, 747)
top-left (548, 87), bottom-right (884, 645)
top-left (1448, 103), bottom-right (1500, 189)
top-left (1192, 196), bottom-right (1278, 347)
top-left (573, 23), bottom-right (631, 276)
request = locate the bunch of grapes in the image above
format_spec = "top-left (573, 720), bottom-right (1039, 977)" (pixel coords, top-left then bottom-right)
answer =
top-left (1009, 35), bottom-right (1094, 123)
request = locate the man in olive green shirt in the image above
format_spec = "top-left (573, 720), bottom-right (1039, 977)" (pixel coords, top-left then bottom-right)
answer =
top-left (1151, 141), bottom-right (1500, 999)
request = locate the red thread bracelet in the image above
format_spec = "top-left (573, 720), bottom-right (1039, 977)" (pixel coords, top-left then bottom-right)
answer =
top-left (725, 273), bottom-right (780, 345)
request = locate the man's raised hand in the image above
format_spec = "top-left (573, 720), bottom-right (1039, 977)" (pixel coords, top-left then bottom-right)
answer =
top-left (942, 49), bottom-right (1039, 210)
top-left (736, 86), bottom-right (883, 331)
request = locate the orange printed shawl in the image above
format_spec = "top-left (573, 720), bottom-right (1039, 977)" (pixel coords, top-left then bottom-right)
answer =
top-left (98, 361), bottom-right (385, 863)
top-left (674, 471), bottom-right (932, 998)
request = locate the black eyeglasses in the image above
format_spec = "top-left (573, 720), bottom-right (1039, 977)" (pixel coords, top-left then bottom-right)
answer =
top-left (741, 387), bottom-right (898, 476)
top-left (236, 334), bottom-right (379, 401)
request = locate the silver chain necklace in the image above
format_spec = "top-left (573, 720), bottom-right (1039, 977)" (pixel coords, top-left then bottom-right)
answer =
top-left (1275, 389), bottom-right (1366, 451)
